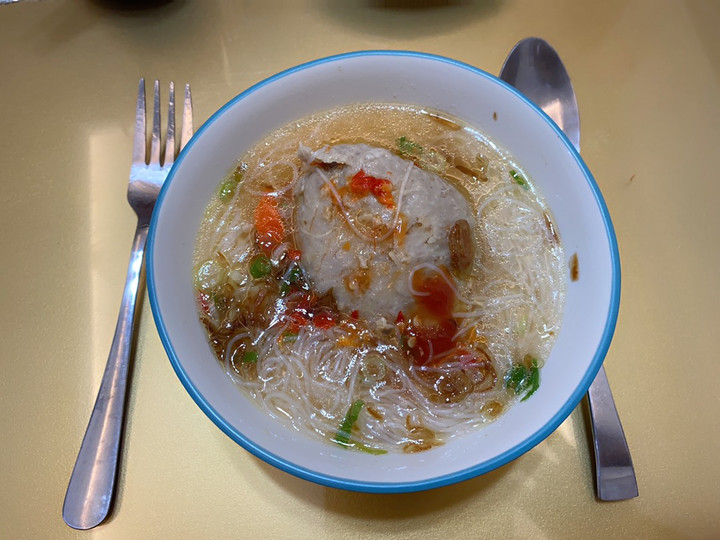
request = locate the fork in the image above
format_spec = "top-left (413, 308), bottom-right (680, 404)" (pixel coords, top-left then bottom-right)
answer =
top-left (62, 80), bottom-right (193, 530)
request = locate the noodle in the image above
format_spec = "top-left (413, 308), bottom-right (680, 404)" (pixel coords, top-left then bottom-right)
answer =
top-left (193, 103), bottom-right (566, 453)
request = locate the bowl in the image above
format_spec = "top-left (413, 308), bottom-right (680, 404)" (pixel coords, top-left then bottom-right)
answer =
top-left (147, 51), bottom-right (620, 493)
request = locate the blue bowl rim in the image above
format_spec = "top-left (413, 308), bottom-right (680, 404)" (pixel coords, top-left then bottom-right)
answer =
top-left (147, 49), bottom-right (621, 493)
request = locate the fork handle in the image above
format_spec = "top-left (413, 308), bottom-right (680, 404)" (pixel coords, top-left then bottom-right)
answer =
top-left (63, 222), bottom-right (148, 530)
top-left (587, 365), bottom-right (639, 501)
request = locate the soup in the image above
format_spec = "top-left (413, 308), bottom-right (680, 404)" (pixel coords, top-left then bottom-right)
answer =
top-left (193, 104), bottom-right (566, 454)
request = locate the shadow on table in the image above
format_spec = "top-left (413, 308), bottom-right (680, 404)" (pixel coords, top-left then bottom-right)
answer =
top-left (320, 0), bottom-right (501, 39)
top-left (242, 409), bottom-right (588, 532)
top-left (23, 0), bottom-right (196, 56)
top-left (226, 405), bottom-right (683, 536)
top-left (255, 455), bottom-right (509, 521)
top-left (685, 1), bottom-right (720, 85)
top-left (86, 0), bottom-right (185, 13)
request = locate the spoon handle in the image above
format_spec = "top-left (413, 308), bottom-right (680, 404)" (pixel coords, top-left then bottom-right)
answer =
top-left (499, 36), bottom-right (637, 502)
top-left (586, 366), bottom-right (639, 500)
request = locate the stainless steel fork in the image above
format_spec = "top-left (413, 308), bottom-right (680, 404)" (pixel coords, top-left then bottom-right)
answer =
top-left (62, 80), bottom-right (193, 530)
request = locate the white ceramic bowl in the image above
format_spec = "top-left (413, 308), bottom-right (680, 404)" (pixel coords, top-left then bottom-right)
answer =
top-left (147, 51), bottom-right (620, 492)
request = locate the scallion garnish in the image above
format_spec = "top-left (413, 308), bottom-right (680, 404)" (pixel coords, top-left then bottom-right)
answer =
top-left (397, 135), bottom-right (423, 156)
top-left (334, 399), bottom-right (365, 445)
top-left (218, 163), bottom-right (247, 201)
top-left (249, 254), bottom-right (272, 279)
top-left (332, 399), bottom-right (388, 454)
top-left (510, 169), bottom-right (529, 190)
top-left (505, 355), bottom-right (540, 401)
top-left (218, 179), bottom-right (237, 201)
top-left (281, 332), bottom-right (298, 343)
top-left (242, 350), bottom-right (258, 363)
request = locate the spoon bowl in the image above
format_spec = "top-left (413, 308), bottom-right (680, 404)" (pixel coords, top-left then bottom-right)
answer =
top-left (500, 37), bottom-right (580, 151)
top-left (500, 37), bottom-right (637, 501)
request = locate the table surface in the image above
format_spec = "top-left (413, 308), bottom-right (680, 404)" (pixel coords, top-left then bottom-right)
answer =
top-left (2, 1), bottom-right (719, 538)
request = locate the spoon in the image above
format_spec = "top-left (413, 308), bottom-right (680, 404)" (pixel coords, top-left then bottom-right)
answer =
top-left (499, 37), bottom-right (638, 501)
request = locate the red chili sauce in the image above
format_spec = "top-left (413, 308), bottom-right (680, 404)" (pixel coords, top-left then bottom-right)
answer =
top-left (401, 268), bottom-right (458, 366)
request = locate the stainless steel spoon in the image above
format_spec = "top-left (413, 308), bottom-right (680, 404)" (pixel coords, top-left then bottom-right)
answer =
top-left (499, 37), bottom-right (638, 501)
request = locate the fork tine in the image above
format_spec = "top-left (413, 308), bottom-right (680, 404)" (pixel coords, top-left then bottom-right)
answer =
top-left (180, 84), bottom-right (194, 150)
top-left (132, 79), bottom-right (146, 165)
top-left (164, 82), bottom-right (176, 167)
top-left (149, 80), bottom-right (161, 165)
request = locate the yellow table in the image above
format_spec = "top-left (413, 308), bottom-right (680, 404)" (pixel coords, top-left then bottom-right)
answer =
top-left (2, 1), bottom-right (718, 537)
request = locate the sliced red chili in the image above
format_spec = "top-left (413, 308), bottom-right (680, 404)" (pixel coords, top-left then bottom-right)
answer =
top-left (287, 311), bottom-right (310, 333)
top-left (349, 170), bottom-right (395, 208)
top-left (313, 311), bottom-right (336, 330)
top-left (254, 194), bottom-right (285, 252)
top-left (197, 293), bottom-right (211, 316)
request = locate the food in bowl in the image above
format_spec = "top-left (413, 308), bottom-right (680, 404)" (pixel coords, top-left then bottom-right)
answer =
top-left (192, 103), bottom-right (566, 454)
top-left (149, 51), bottom-right (619, 492)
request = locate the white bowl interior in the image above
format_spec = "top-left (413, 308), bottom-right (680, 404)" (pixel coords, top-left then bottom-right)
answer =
top-left (148, 52), bottom-right (617, 490)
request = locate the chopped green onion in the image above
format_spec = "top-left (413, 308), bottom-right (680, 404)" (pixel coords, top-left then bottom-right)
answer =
top-left (397, 136), bottom-right (423, 156)
top-left (286, 263), bottom-right (303, 284)
top-left (345, 441), bottom-right (388, 455)
top-left (212, 294), bottom-right (227, 312)
top-left (332, 400), bottom-right (388, 454)
top-left (242, 350), bottom-right (258, 363)
top-left (231, 163), bottom-right (247, 183)
top-left (218, 163), bottom-right (247, 201)
top-left (505, 356), bottom-right (540, 401)
top-left (334, 399), bottom-right (365, 445)
top-left (510, 169), bottom-right (529, 190)
top-left (522, 361), bottom-right (540, 401)
top-left (505, 365), bottom-right (527, 391)
top-left (218, 179), bottom-right (237, 201)
top-left (281, 332), bottom-right (298, 343)
top-left (360, 353), bottom-right (386, 383)
top-left (279, 263), bottom-right (305, 296)
top-left (249, 254), bottom-right (272, 279)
